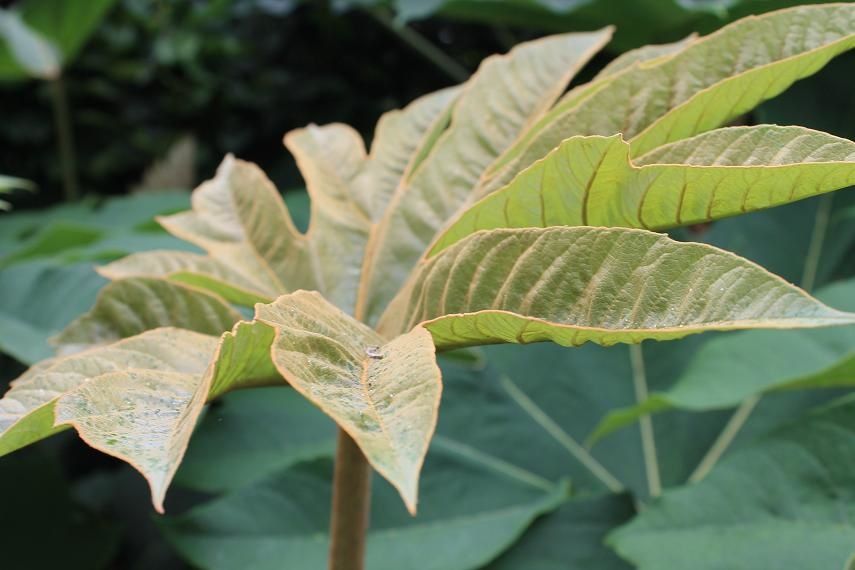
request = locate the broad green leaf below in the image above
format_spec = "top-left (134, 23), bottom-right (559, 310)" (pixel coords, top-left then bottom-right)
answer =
top-left (478, 4), bottom-right (855, 198)
top-left (380, 226), bottom-right (855, 348)
top-left (432, 126), bottom-right (855, 253)
top-left (254, 291), bottom-right (441, 513)
top-left (162, 453), bottom-right (567, 570)
top-left (590, 277), bottom-right (855, 442)
top-left (609, 395), bottom-right (855, 570)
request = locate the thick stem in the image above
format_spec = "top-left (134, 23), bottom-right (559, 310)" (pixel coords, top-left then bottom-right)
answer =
top-left (329, 429), bottom-right (372, 570)
top-left (48, 76), bottom-right (80, 201)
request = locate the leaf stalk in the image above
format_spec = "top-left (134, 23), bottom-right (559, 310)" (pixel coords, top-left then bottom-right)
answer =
top-left (329, 430), bottom-right (372, 570)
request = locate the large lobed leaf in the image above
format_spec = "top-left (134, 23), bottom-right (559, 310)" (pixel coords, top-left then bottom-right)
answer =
top-left (432, 126), bottom-right (855, 253)
top-left (381, 226), bottom-right (855, 348)
top-left (479, 3), bottom-right (855, 197)
top-left (357, 28), bottom-right (614, 324)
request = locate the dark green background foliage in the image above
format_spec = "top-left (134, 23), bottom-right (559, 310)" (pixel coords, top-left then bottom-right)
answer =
top-left (1, 1), bottom-right (854, 568)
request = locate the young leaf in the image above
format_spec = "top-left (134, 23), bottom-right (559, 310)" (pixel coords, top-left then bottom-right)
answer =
top-left (53, 277), bottom-right (242, 351)
top-left (254, 291), bottom-right (441, 513)
top-left (609, 395), bottom-right (855, 570)
top-left (380, 227), bottom-right (855, 348)
top-left (432, 126), bottom-right (855, 253)
top-left (99, 250), bottom-right (276, 306)
top-left (479, 4), bottom-right (855, 197)
top-left (357, 29), bottom-right (614, 324)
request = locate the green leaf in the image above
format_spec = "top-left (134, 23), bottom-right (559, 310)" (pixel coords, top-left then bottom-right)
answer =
top-left (99, 250), bottom-right (275, 306)
top-left (162, 454), bottom-right (567, 570)
top-left (487, 493), bottom-right (635, 570)
top-left (479, 4), bottom-right (855, 197)
top-left (358, 28), bottom-right (613, 324)
top-left (609, 395), bottom-right (855, 570)
top-left (380, 226), bottom-right (855, 348)
top-left (0, 260), bottom-right (106, 364)
top-left (254, 291), bottom-right (441, 513)
top-left (0, 328), bottom-right (217, 465)
top-left (433, 126), bottom-right (855, 253)
top-left (175, 387), bottom-right (336, 493)
top-left (53, 277), bottom-right (242, 351)
top-left (0, 173), bottom-right (35, 192)
top-left (591, 278), bottom-right (855, 442)
top-left (0, 8), bottom-right (59, 79)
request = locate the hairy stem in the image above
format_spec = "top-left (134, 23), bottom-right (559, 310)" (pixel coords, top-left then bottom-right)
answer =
top-left (630, 344), bottom-right (660, 497)
top-left (48, 76), bottom-right (79, 201)
top-left (370, 8), bottom-right (470, 83)
top-left (329, 430), bottom-right (372, 570)
top-left (688, 194), bottom-right (833, 483)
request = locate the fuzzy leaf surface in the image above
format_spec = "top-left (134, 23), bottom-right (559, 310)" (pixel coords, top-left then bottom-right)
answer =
top-left (358, 29), bottom-right (613, 324)
top-left (480, 4), bottom-right (855, 196)
top-left (433, 126), bottom-right (855, 253)
top-left (381, 227), bottom-right (855, 348)
top-left (255, 291), bottom-right (441, 512)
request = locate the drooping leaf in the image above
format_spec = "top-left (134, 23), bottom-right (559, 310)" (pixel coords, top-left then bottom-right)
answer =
top-left (162, 453), bottom-right (566, 570)
top-left (53, 277), bottom-right (242, 351)
top-left (591, 278), bottom-right (855, 441)
top-left (99, 250), bottom-right (274, 306)
top-left (609, 395), bottom-right (855, 570)
top-left (381, 227), bottom-right (855, 348)
top-left (357, 28), bottom-right (614, 324)
top-left (254, 291), bottom-right (441, 513)
top-left (0, 328), bottom-right (217, 463)
top-left (432, 126), bottom-right (855, 253)
top-left (479, 4), bottom-right (855, 197)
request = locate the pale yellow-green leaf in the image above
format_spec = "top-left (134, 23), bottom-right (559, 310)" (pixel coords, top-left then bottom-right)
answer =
top-left (379, 227), bottom-right (855, 349)
top-left (53, 277), bottom-right (241, 351)
top-left (479, 4), bottom-right (855, 198)
top-left (431, 126), bottom-right (855, 254)
top-left (55, 368), bottom-right (205, 513)
top-left (485, 33), bottom-right (697, 181)
top-left (354, 85), bottom-right (461, 218)
top-left (99, 250), bottom-right (275, 306)
top-left (357, 28), bottom-right (613, 324)
top-left (255, 291), bottom-right (441, 513)
top-left (0, 328), bottom-right (217, 464)
top-left (158, 155), bottom-right (306, 295)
